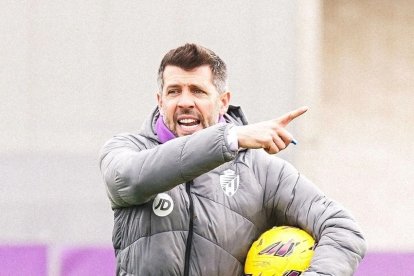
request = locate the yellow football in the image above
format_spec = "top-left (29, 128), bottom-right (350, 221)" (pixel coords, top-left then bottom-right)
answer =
top-left (244, 226), bottom-right (316, 276)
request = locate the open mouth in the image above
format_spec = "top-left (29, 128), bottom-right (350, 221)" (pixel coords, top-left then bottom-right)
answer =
top-left (176, 117), bottom-right (202, 134)
top-left (178, 118), bottom-right (200, 127)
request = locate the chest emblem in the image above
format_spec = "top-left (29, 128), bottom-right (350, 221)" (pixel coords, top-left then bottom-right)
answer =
top-left (220, 169), bottom-right (240, 197)
top-left (153, 193), bottom-right (174, 217)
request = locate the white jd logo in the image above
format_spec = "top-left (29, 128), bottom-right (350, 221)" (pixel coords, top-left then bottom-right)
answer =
top-left (220, 169), bottom-right (240, 197)
top-left (153, 193), bottom-right (174, 217)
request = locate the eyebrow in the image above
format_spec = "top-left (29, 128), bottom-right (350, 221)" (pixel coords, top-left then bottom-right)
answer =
top-left (165, 84), bottom-right (181, 89)
top-left (165, 83), bottom-right (207, 91)
top-left (188, 84), bottom-right (206, 91)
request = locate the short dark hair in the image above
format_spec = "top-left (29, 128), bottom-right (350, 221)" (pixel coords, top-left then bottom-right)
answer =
top-left (157, 43), bottom-right (228, 93)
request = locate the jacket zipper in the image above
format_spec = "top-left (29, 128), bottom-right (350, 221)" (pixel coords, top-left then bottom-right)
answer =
top-left (184, 181), bottom-right (194, 276)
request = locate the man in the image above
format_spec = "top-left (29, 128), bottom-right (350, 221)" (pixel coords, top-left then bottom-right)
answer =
top-left (99, 43), bottom-right (366, 275)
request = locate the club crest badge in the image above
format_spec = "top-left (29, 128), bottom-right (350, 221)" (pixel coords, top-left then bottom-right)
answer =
top-left (219, 169), bottom-right (240, 196)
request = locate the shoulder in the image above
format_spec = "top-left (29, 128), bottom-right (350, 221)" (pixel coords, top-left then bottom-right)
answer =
top-left (248, 149), bottom-right (298, 182)
top-left (250, 149), bottom-right (289, 170)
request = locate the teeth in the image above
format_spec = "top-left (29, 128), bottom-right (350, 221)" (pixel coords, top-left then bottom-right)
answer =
top-left (179, 119), bottom-right (196, 124)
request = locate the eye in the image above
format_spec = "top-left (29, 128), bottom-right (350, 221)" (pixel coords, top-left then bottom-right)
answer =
top-left (193, 89), bottom-right (206, 95)
top-left (167, 89), bottom-right (180, 95)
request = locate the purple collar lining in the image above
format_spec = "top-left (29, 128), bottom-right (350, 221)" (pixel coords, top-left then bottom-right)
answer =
top-left (155, 115), bottom-right (226, 144)
top-left (155, 115), bottom-right (176, 144)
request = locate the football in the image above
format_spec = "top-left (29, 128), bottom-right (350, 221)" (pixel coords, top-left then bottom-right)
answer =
top-left (244, 226), bottom-right (316, 276)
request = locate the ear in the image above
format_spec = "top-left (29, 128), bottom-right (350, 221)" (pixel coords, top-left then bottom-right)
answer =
top-left (157, 92), bottom-right (164, 116)
top-left (157, 92), bottom-right (162, 107)
top-left (219, 91), bottom-right (231, 115)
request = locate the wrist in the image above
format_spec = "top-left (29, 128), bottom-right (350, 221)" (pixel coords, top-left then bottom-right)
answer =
top-left (226, 125), bottom-right (239, 152)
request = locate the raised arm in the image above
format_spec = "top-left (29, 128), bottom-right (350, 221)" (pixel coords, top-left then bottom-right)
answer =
top-left (99, 123), bottom-right (236, 208)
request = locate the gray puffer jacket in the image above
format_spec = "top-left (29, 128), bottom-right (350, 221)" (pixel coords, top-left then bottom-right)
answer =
top-left (99, 105), bottom-right (366, 276)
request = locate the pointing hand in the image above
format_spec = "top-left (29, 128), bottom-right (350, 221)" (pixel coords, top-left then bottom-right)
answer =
top-left (233, 106), bottom-right (308, 154)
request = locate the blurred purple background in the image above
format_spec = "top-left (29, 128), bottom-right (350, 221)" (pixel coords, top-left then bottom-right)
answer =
top-left (1, 245), bottom-right (413, 275)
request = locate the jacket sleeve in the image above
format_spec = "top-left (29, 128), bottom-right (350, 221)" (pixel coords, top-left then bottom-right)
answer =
top-left (99, 123), bottom-right (237, 208)
top-left (261, 154), bottom-right (367, 275)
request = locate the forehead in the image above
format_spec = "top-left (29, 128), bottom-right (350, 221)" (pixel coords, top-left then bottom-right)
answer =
top-left (163, 65), bottom-right (214, 88)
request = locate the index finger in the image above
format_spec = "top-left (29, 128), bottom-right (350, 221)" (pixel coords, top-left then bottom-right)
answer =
top-left (277, 106), bottom-right (308, 127)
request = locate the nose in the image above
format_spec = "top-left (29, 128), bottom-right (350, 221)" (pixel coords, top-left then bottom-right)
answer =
top-left (177, 90), bottom-right (195, 108)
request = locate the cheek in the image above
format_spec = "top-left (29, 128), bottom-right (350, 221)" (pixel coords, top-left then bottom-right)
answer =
top-left (200, 101), bottom-right (221, 123)
top-left (161, 101), bottom-right (175, 114)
